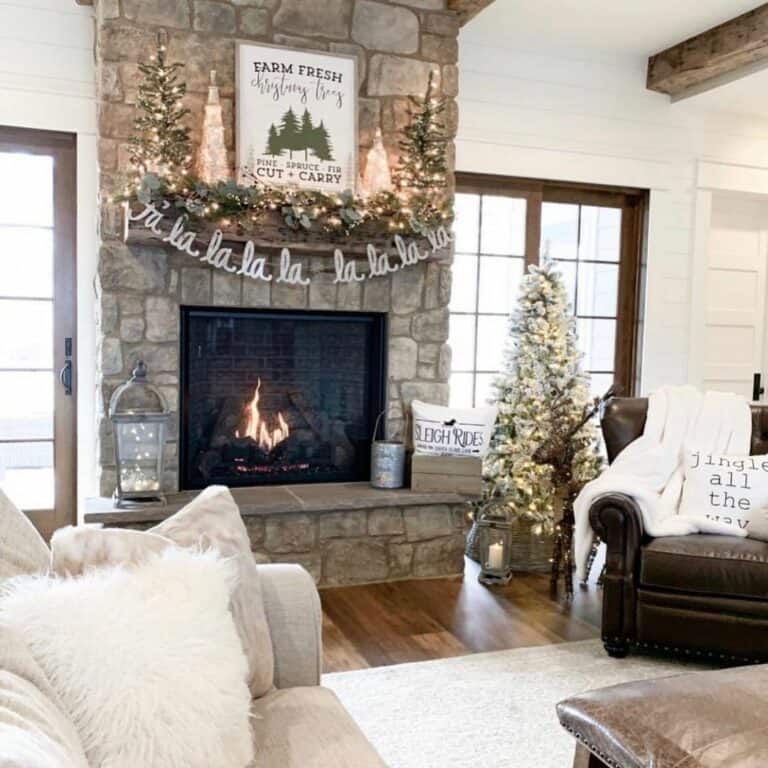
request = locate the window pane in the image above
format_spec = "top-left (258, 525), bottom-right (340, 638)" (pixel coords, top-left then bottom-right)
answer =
top-left (475, 373), bottom-right (498, 407)
top-left (588, 372), bottom-right (614, 399)
top-left (576, 318), bottom-right (616, 372)
top-left (476, 315), bottom-right (508, 371)
top-left (449, 372), bottom-right (474, 409)
top-left (553, 261), bottom-right (576, 311)
top-left (0, 372), bottom-right (53, 440)
top-left (480, 196), bottom-right (526, 255)
top-left (0, 300), bottom-right (53, 368)
top-left (541, 202), bottom-right (578, 260)
top-left (449, 314), bottom-right (476, 371)
top-left (450, 253), bottom-right (478, 313)
top-left (579, 206), bottom-right (621, 262)
top-left (0, 228), bottom-right (53, 298)
top-left (478, 256), bottom-right (524, 314)
top-left (576, 262), bottom-right (619, 317)
top-left (453, 193), bottom-right (480, 253)
top-left (0, 441), bottom-right (53, 510)
top-left (0, 153), bottom-right (53, 227)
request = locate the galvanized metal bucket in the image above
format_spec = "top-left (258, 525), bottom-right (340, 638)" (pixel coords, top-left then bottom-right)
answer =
top-left (370, 410), bottom-right (405, 489)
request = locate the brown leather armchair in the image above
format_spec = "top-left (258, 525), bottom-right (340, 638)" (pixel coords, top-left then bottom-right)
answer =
top-left (593, 397), bottom-right (768, 662)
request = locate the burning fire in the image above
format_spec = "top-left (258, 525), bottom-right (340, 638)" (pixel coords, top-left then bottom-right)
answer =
top-left (235, 379), bottom-right (290, 452)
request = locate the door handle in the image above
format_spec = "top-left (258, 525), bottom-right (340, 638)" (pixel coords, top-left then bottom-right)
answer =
top-left (60, 359), bottom-right (73, 396)
top-left (753, 372), bottom-right (764, 402)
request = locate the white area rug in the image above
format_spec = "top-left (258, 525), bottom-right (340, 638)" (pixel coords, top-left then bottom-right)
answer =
top-left (324, 639), bottom-right (709, 768)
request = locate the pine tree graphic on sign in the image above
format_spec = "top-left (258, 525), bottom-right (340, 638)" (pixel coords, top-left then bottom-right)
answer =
top-left (262, 107), bottom-right (335, 161)
top-left (264, 123), bottom-right (281, 156)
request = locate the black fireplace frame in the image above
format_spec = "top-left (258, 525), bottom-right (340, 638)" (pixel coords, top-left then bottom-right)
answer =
top-left (178, 306), bottom-right (388, 490)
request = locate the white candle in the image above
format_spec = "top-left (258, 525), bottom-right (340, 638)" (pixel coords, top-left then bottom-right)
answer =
top-left (487, 542), bottom-right (505, 570)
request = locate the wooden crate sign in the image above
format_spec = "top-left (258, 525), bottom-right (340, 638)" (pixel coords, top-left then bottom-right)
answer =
top-left (410, 454), bottom-right (482, 497)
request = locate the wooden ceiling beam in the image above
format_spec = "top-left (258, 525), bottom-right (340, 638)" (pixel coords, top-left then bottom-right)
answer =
top-left (648, 3), bottom-right (768, 100)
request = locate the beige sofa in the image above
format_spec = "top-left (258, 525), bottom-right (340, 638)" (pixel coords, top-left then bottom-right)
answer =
top-left (0, 486), bottom-right (386, 767)
top-left (1, 562), bottom-right (385, 768)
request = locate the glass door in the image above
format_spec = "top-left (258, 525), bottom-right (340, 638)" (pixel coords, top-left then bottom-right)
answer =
top-left (0, 128), bottom-right (76, 537)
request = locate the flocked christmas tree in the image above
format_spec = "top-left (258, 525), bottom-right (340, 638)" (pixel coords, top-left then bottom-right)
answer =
top-left (393, 69), bottom-right (450, 232)
top-left (128, 31), bottom-right (191, 178)
top-left (484, 260), bottom-right (605, 595)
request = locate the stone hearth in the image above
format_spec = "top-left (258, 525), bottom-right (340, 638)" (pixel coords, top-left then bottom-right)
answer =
top-left (85, 484), bottom-right (469, 586)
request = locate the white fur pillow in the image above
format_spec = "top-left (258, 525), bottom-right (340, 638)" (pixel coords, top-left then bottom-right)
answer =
top-left (0, 548), bottom-right (254, 768)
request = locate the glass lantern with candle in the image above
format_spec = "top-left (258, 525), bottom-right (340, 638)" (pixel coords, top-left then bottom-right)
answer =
top-left (109, 361), bottom-right (169, 508)
top-left (477, 502), bottom-right (513, 585)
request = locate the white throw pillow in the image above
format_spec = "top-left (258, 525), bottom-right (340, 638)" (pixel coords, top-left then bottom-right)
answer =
top-left (411, 400), bottom-right (497, 457)
top-left (679, 449), bottom-right (768, 535)
top-left (0, 548), bottom-right (254, 768)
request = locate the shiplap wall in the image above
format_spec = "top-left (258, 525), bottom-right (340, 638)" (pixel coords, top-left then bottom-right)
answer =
top-left (0, 0), bottom-right (97, 512)
top-left (456, 32), bottom-right (768, 394)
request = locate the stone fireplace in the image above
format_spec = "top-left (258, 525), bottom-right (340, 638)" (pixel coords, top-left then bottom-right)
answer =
top-left (180, 307), bottom-right (387, 489)
top-left (89, 0), bottom-right (470, 584)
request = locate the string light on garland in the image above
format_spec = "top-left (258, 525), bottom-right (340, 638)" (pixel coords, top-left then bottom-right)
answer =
top-left (121, 43), bottom-right (452, 238)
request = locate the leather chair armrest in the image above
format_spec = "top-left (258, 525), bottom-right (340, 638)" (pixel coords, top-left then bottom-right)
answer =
top-left (588, 494), bottom-right (644, 655)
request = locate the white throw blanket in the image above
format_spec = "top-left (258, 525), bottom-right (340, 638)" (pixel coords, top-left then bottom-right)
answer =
top-left (574, 386), bottom-right (752, 581)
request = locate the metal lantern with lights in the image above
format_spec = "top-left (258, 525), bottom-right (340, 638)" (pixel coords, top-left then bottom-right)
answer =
top-left (109, 361), bottom-right (169, 508)
top-left (477, 501), bottom-right (514, 585)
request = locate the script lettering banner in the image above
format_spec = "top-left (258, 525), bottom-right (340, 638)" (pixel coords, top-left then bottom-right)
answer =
top-left (127, 202), bottom-right (453, 286)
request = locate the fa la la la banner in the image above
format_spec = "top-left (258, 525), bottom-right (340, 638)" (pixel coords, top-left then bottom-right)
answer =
top-left (237, 42), bottom-right (357, 193)
top-left (128, 202), bottom-right (452, 286)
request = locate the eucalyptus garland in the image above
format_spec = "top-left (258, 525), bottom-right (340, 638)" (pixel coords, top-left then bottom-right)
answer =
top-left (129, 169), bottom-right (452, 237)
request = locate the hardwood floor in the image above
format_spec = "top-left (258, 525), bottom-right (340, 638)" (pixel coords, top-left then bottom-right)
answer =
top-left (320, 558), bottom-right (602, 673)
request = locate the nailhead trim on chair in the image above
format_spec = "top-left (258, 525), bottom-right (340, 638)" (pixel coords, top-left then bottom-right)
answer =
top-left (602, 636), bottom-right (764, 665)
top-left (561, 725), bottom-right (620, 768)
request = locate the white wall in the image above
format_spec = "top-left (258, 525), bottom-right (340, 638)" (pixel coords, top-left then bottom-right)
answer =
top-left (456, 30), bottom-right (768, 394)
top-left (0, 0), bottom-right (97, 513)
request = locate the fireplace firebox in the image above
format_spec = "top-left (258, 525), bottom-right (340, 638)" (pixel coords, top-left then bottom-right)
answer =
top-left (180, 307), bottom-right (387, 489)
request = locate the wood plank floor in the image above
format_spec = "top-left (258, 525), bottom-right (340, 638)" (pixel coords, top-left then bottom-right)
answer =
top-left (320, 558), bottom-right (602, 673)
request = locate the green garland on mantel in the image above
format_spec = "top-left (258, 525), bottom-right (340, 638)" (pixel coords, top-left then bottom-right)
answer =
top-left (127, 169), bottom-right (452, 238)
top-left (118, 34), bottom-right (453, 239)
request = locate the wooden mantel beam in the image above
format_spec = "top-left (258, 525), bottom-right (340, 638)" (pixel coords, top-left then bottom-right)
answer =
top-left (648, 3), bottom-right (768, 99)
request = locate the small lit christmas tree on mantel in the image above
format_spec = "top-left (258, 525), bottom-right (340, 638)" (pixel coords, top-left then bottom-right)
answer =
top-left (128, 30), bottom-right (192, 179)
top-left (393, 69), bottom-right (450, 232)
top-left (196, 70), bottom-right (230, 184)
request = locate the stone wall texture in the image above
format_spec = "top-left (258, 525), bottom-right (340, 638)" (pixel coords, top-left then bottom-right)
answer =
top-left (94, 0), bottom-right (461, 498)
top-left (119, 503), bottom-right (469, 586)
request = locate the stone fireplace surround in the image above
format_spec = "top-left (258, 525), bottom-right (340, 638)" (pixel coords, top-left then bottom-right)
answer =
top-left (91, 0), bottom-right (468, 584)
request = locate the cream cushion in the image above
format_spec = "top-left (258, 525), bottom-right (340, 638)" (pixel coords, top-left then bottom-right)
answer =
top-left (0, 621), bottom-right (88, 768)
top-left (0, 488), bottom-right (50, 580)
top-left (250, 687), bottom-right (386, 768)
top-left (50, 485), bottom-right (275, 698)
top-left (1, 548), bottom-right (254, 768)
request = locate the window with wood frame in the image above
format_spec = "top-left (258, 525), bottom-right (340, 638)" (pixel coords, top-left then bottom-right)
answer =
top-left (449, 174), bottom-right (646, 408)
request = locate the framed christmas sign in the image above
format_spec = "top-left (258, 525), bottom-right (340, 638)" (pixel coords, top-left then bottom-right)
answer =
top-left (236, 42), bottom-right (357, 193)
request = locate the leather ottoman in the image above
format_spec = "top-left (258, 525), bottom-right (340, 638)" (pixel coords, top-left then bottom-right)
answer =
top-left (557, 665), bottom-right (768, 767)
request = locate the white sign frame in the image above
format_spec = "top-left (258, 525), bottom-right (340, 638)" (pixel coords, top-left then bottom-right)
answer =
top-left (236, 41), bottom-right (358, 194)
